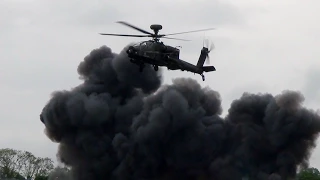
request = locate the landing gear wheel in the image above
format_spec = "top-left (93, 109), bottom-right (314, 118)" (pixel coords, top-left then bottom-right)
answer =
top-left (154, 65), bottom-right (159, 71)
top-left (201, 74), bottom-right (205, 81)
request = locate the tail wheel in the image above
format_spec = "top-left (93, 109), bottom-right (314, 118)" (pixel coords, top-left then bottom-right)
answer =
top-left (201, 74), bottom-right (205, 81)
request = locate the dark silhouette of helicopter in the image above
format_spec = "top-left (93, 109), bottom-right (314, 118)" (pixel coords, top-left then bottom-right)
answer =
top-left (100, 21), bottom-right (216, 81)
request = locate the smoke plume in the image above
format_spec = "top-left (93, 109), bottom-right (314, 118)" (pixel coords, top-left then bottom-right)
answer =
top-left (40, 45), bottom-right (320, 180)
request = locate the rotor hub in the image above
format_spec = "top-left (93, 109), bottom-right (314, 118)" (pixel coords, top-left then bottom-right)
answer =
top-left (150, 24), bottom-right (162, 32)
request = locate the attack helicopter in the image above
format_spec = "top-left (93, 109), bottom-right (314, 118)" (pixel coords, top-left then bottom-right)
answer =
top-left (100, 21), bottom-right (216, 81)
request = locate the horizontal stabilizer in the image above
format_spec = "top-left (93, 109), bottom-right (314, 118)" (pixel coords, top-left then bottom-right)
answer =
top-left (202, 66), bottom-right (216, 72)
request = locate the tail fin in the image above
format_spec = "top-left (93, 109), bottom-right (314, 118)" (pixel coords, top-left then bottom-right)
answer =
top-left (197, 47), bottom-right (216, 72)
top-left (197, 47), bottom-right (209, 67)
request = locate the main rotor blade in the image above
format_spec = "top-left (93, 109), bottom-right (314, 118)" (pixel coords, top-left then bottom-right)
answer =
top-left (116, 21), bottom-right (154, 35)
top-left (99, 33), bottom-right (150, 37)
top-left (162, 37), bottom-right (191, 41)
top-left (163, 28), bottom-right (216, 36)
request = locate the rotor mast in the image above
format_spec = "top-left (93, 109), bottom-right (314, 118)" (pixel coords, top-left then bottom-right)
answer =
top-left (150, 24), bottom-right (162, 42)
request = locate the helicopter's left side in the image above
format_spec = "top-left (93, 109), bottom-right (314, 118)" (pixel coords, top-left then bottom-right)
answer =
top-left (128, 40), bottom-right (180, 58)
top-left (125, 40), bottom-right (181, 71)
top-left (100, 21), bottom-right (216, 77)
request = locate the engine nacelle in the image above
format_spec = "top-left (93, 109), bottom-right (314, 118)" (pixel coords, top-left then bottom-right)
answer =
top-left (164, 46), bottom-right (180, 59)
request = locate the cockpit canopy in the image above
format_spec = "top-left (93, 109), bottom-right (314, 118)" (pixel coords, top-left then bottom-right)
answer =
top-left (133, 40), bottom-right (180, 59)
top-left (133, 41), bottom-right (153, 48)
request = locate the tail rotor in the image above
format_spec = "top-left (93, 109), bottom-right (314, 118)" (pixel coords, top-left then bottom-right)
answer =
top-left (203, 38), bottom-right (214, 64)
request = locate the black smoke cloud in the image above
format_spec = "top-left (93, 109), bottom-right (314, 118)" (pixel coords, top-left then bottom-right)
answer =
top-left (40, 45), bottom-right (320, 180)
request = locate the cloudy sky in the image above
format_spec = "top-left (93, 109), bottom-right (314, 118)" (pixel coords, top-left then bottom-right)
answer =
top-left (1, 0), bottom-right (320, 168)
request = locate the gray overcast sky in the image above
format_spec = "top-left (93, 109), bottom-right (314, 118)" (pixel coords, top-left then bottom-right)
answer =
top-left (1, 0), bottom-right (320, 168)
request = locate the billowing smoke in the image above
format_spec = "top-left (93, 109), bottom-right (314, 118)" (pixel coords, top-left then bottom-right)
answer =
top-left (40, 45), bottom-right (320, 180)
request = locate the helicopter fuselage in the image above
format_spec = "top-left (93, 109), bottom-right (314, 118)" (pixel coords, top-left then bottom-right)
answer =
top-left (100, 21), bottom-right (216, 81)
top-left (126, 39), bottom-right (215, 81)
top-left (126, 40), bottom-right (181, 68)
